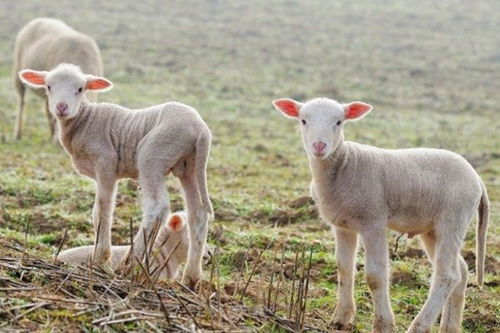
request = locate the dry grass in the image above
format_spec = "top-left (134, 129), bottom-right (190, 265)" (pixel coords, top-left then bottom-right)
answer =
top-left (0, 242), bottom-right (330, 332)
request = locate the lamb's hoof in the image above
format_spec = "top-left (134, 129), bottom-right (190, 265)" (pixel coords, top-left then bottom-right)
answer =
top-left (407, 323), bottom-right (431, 333)
top-left (374, 319), bottom-right (395, 333)
top-left (98, 262), bottom-right (115, 276)
top-left (331, 321), bottom-right (353, 332)
top-left (181, 275), bottom-right (200, 291)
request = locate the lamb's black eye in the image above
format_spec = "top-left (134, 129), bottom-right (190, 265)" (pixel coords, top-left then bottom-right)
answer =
top-left (47, 85), bottom-right (51, 91)
top-left (301, 119), bottom-right (306, 125)
top-left (336, 120), bottom-right (342, 126)
top-left (78, 87), bottom-right (83, 93)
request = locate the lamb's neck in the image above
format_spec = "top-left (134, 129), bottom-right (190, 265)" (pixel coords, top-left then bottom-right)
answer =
top-left (309, 139), bottom-right (350, 184)
top-left (58, 99), bottom-right (94, 153)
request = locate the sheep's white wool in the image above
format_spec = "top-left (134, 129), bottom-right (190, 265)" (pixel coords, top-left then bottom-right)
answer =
top-left (19, 64), bottom-right (213, 290)
top-left (56, 212), bottom-right (207, 281)
top-left (273, 97), bottom-right (489, 332)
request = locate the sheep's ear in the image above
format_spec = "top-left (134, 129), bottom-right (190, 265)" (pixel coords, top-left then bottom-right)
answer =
top-left (272, 98), bottom-right (303, 118)
top-left (86, 75), bottom-right (113, 92)
top-left (343, 101), bottom-right (373, 121)
top-left (19, 70), bottom-right (48, 89)
top-left (167, 213), bottom-right (185, 233)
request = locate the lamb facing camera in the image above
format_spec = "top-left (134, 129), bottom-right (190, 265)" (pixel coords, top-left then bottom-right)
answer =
top-left (273, 97), bottom-right (489, 333)
top-left (19, 63), bottom-right (213, 290)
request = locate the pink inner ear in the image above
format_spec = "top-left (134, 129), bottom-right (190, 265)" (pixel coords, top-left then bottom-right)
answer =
top-left (22, 72), bottom-right (45, 85)
top-left (168, 215), bottom-right (184, 232)
top-left (274, 99), bottom-right (300, 117)
top-left (86, 79), bottom-right (111, 90)
top-left (345, 102), bottom-right (371, 119)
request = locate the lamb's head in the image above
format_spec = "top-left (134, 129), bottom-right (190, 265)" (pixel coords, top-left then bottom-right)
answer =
top-left (155, 212), bottom-right (211, 272)
top-left (19, 63), bottom-right (112, 119)
top-left (272, 98), bottom-right (372, 159)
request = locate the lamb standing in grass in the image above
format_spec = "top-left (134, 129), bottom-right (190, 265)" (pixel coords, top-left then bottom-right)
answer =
top-left (19, 64), bottom-right (213, 290)
top-left (273, 97), bottom-right (489, 333)
top-left (57, 212), bottom-right (210, 281)
top-left (13, 18), bottom-right (103, 141)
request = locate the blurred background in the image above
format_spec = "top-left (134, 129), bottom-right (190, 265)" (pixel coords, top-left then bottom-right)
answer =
top-left (0, 1), bottom-right (498, 331)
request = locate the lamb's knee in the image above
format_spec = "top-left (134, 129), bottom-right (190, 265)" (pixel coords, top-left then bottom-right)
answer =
top-left (458, 258), bottom-right (468, 284)
top-left (366, 273), bottom-right (382, 291)
top-left (366, 266), bottom-right (388, 291)
top-left (434, 272), bottom-right (460, 292)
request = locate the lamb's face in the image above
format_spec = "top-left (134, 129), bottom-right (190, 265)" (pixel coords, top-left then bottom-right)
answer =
top-left (19, 63), bottom-right (112, 120)
top-left (273, 97), bottom-right (373, 159)
top-left (299, 99), bottom-right (345, 159)
top-left (44, 65), bottom-right (89, 119)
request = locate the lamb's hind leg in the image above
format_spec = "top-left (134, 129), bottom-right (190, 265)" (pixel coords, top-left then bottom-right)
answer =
top-left (179, 167), bottom-right (209, 290)
top-left (409, 227), bottom-right (463, 333)
top-left (132, 165), bottom-right (171, 265)
top-left (439, 256), bottom-right (468, 333)
top-left (13, 81), bottom-right (25, 140)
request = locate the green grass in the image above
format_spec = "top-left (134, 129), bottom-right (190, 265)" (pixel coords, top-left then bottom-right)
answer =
top-left (0, 0), bottom-right (499, 331)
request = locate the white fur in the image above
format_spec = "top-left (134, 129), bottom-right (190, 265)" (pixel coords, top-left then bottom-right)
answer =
top-left (56, 212), bottom-right (210, 281)
top-left (273, 97), bottom-right (490, 333)
top-left (19, 64), bottom-right (213, 290)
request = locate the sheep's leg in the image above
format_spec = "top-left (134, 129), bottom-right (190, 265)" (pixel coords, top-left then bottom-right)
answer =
top-left (408, 232), bottom-right (462, 333)
top-left (420, 231), bottom-right (436, 263)
top-left (13, 83), bottom-right (25, 140)
top-left (180, 172), bottom-right (209, 290)
top-left (43, 99), bottom-right (57, 143)
top-left (439, 256), bottom-right (467, 333)
top-left (420, 232), bottom-right (466, 333)
top-left (91, 174), bottom-right (117, 266)
top-left (361, 228), bottom-right (394, 333)
top-left (132, 175), bottom-right (169, 264)
top-left (332, 227), bottom-right (358, 330)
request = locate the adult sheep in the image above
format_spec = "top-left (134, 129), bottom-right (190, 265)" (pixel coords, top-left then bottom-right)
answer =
top-left (13, 17), bottom-right (103, 141)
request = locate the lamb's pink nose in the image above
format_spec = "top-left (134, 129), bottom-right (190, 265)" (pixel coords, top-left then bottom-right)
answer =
top-left (57, 103), bottom-right (68, 112)
top-left (313, 141), bottom-right (326, 155)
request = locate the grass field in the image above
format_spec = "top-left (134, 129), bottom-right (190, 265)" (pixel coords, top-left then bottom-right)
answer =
top-left (0, 0), bottom-right (499, 331)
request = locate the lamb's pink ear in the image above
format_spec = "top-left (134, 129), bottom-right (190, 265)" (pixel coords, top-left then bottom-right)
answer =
top-left (343, 102), bottom-right (373, 121)
top-left (272, 98), bottom-right (303, 118)
top-left (19, 70), bottom-right (47, 89)
top-left (167, 213), bottom-right (185, 233)
top-left (86, 75), bottom-right (113, 92)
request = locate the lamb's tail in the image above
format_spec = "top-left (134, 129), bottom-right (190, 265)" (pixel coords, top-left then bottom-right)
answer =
top-left (194, 130), bottom-right (213, 218)
top-left (476, 180), bottom-right (490, 288)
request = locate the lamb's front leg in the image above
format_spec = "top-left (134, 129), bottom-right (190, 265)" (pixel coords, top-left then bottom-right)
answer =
top-left (360, 228), bottom-right (394, 333)
top-left (332, 227), bottom-right (358, 330)
top-left (91, 174), bottom-right (117, 266)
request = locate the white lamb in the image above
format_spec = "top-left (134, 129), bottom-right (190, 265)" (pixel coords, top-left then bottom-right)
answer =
top-left (56, 212), bottom-right (206, 281)
top-left (19, 64), bottom-right (213, 290)
top-left (273, 97), bottom-right (489, 333)
top-left (13, 17), bottom-right (103, 141)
